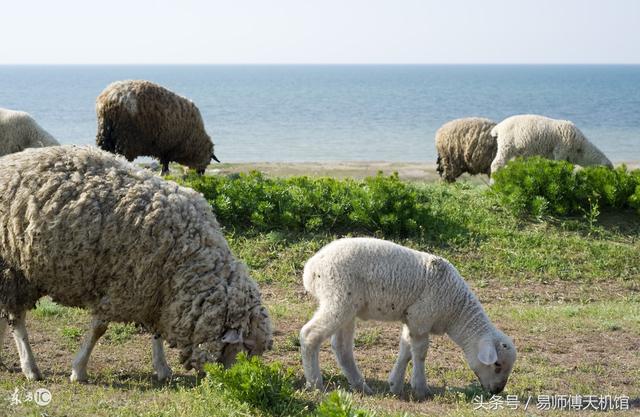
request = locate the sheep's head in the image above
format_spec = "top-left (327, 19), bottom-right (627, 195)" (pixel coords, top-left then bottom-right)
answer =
top-left (466, 330), bottom-right (516, 394)
top-left (217, 305), bottom-right (273, 369)
top-left (569, 141), bottom-right (613, 169)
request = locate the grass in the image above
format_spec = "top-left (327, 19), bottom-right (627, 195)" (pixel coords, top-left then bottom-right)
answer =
top-left (0, 172), bottom-right (638, 417)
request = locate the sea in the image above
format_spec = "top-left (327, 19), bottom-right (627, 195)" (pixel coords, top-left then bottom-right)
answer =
top-left (0, 65), bottom-right (638, 163)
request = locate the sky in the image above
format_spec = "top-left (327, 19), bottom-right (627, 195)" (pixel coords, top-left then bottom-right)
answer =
top-left (1, 0), bottom-right (639, 64)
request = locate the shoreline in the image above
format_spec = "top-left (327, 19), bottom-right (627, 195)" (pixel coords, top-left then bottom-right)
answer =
top-left (182, 160), bottom-right (640, 182)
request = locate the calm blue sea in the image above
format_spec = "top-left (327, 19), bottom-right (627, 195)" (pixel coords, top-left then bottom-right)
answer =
top-left (0, 65), bottom-right (638, 163)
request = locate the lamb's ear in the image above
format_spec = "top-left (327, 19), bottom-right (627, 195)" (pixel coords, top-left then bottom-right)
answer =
top-left (222, 329), bottom-right (243, 344)
top-left (477, 339), bottom-right (498, 365)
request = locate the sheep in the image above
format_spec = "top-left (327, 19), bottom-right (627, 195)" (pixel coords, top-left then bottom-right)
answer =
top-left (0, 145), bottom-right (272, 381)
top-left (435, 117), bottom-right (497, 182)
top-left (489, 114), bottom-right (613, 175)
top-left (0, 108), bottom-right (59, 156)
top-left (300, 237), bottom-right (516, 399)
top-left (95, 80), bottom-right (220, 175)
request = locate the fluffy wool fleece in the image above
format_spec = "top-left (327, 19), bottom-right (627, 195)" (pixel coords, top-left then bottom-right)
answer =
top-left (0, 145), bottom-right (270, 370)
top-left (95, 80), bottom-right (215, 173)
top-left (435, 117), bottom-right (497, 182)
top-left (303, 238), bottom-right (491, 337)
top-left (490, 114), bottom-right (613, 174)
top-left (301, 238), bottom-right (516, 395)
top-left (0, 108), bottom-right (59, 156)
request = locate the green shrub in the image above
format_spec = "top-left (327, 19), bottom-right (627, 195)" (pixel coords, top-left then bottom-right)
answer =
top-left (204, 353), bottom-right (307, 416)
top-left (315, 391), bottom-right (374, 417)
top-left (174, 172), bottom-right (433, 237)
top-left (492, 157), bottom-right (640, 218)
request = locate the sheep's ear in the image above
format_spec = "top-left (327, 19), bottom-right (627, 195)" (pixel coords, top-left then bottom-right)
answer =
top-left (477, 339), bottom-right (498, 365)
top-left (222, 329), bottom-right (243, 344)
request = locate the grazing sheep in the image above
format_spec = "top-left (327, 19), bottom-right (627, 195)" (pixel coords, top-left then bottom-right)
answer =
top-left (300, 238), bottom-right (516, 399)
top-left (490, 114), bottom-right (613, 175)
top-left (95, 80), bottom-right (220, 175)
top-left (0, 108), bottom-right (59, 156)
top-left (0, 145), bottom-right (271, 381)
top-left (435, 117), bottom-right (497, 182)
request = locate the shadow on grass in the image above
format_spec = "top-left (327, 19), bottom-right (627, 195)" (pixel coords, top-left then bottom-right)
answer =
top-left (320, 373), bottom-right (488, 403)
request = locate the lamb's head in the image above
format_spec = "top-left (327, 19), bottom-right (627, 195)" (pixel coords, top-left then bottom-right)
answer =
top-left (466, 330), bottom-right (516, 394)
top-left (569, 140), bottom-right (613, 168)
top-left (564, 125), bottom-right (613, 168)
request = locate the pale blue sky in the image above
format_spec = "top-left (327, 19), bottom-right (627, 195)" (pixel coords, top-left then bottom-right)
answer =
top-left (1, 0), bottom-right (639, 64)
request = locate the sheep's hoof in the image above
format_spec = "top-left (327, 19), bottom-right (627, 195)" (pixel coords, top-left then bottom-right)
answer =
top-left (23, 367), bottom-right (43, 381)
top-left (388, 379), bottom-right (403, 395)
top-left (305, 380), bottom-right (324, 392)
top-left (70, 369), bottom-right (88, 383)
top-left (155, 367), bottom-right (173, 382)
top-left (411, 386), bottom-right (433, 401)
top-left (359, 383), bottom-right (374, 395)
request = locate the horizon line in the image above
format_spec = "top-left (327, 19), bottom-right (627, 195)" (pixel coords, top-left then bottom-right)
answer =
top-left (1, 62), bottom-right (640, 66)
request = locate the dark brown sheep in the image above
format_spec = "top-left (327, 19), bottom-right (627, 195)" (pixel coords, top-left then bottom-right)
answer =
top-left (96, 80), bottom-right (219, 175)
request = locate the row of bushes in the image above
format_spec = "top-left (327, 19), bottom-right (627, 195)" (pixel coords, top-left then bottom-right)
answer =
top-left (176, 158), bottom-right (638, 238)
top-left (492, 157), bottom-right (640, 217)
top-left (177, 171), bottom-right (433, 237)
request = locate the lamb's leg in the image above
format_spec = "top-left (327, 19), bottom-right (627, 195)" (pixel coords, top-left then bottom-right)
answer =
top-left (70, 317), bottom-right (108, 382)
top-left (331, 319), bottom-right (372, 394)
top-left (152, 334), bottom-right (172, 382)
top-left (388, 325), bottom-right (411, 395)
top-left (409, 333), bottom-right (430, 400)
top-left (300, 306), bottom-right (353, 391)
top-left (489, 148), bottom-right (510, 183)
top-left (10, 312), bottom-right (42, 380)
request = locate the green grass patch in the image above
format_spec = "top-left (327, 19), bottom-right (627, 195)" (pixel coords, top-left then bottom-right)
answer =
top-left (204, 353), bottom-right (309, 416)
top-left (105, 323), bottom-right (138, 344)
top-left (32, 297), bottom-right (82, 319)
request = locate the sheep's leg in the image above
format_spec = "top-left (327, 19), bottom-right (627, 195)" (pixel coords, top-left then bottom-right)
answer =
top-left (388, 325), bottom-right (412, 395)
top-left (0, 318), bottom-right (7, 369)
top-left (70, 317), bottom-right (108, 382)
top-left (160, 158), bottom-right (170, 175)
top-left (409, 333), bottom-right (430, 400)
top-left (152, 334), bottom-right (172, 382)
top-left (300, 306), bottom-right (354, 391)
top-left (331, 319), bottom-right (372, 395)
top-left (10, 312), bottom-right (42, 380)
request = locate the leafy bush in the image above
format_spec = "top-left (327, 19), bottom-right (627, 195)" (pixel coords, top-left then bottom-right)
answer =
top-left (204, 353), bottom-right (307, 416)
top-left (315, 391), bottom-right (374, 417)
top-left (175, 172), bottom-right (433, 237)
top-left (492, 157), bottom-right (640, 217)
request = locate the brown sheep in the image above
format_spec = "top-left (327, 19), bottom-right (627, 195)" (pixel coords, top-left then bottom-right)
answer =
top-left (96, 80), bottom-right (219, 175)
top-left (435, 117), bottom-right (497, 182)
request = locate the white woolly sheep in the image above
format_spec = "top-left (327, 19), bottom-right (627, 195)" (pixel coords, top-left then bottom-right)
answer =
top-left (490, 114), bottom-right (613, 175)
top-left (95, 80), bottom-right (220, 175)
top-left (300, 238), bottom-right (516, 399)
top-left (0, 108), bottom-right (59, 156)
top-left (435, 117), bottom-right (497, 182)
top-left (0, 145), bottom-right (271, 381)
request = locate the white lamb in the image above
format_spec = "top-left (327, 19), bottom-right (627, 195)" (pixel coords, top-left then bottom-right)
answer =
top-left (489, 114), bottom-right (612, 175)
top-left (0, 108), bottom-right (59, 156)
top-left (300, 238), bottom-right (516, 399)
